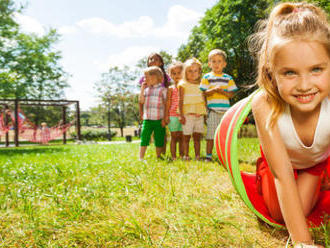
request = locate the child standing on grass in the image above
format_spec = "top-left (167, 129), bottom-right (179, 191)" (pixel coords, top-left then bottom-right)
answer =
top-left (138, 52), bottom-right (170, 155)
top-left (200, 49), bottom-right (238, 161)
top-left (165, 61), bottom-right (184, 160)
top-left (250, 2), bottom-right (330, 247)
top-left (179, 58), bottom-right (206, 160)
top-left (40, 122), bottom-right (50, 144)
top-left (139, 66), bottom-right (167, 161)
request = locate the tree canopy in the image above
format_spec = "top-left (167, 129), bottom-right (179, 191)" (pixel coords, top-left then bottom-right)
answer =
top-left (177, 0), bottom-right (329, 101)
top-left (94, 66), bottom-right (139, 136)
top-left (0, 0), bottom-right (68, 100)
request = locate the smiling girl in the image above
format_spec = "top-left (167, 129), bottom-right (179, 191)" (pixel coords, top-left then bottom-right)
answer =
top-left (249, 2), bottom-right (330, 247)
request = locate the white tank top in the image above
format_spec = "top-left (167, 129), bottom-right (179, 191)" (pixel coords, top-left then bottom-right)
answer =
top-left (277, 97), bottom-right (330, 169)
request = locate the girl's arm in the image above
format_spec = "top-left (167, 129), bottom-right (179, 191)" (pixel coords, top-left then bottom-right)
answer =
top-left (252, 92), bottom-right (313, 245)
top-left (139, 83), bottom-right (146, 104)
top-left (139, 84), bottom-right (146, 120)
top-left (161, 89), bottom-right (168, 127)
top-left (164, 87), bottom-right (173, 124)
top-left (178, 86), bottom-right (185, 124)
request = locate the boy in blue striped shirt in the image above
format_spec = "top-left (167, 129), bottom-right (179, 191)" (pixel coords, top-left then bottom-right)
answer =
top-left (200, 49), bottom-right (238, 161)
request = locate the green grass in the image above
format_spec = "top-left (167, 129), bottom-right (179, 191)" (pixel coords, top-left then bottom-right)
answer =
top-left (0, 139), bottom-right (328, 247)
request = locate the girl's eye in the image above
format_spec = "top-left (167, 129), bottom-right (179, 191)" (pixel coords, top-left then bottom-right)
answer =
top-left (311, 67), bottom-right (322, 73)
top-left (284, 70), bottom-right (296, 76)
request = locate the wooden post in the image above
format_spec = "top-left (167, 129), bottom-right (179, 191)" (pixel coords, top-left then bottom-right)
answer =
top-left (4, 107), bottom-right (9, 147)
top-left (76, 101), bottom-right (81, 140)
top-left (107, 100), bottom-right (111, 141)
top-left (14, 100), bottom-right (19, 147)
top-left (62, 106), bottom-right (66, 144)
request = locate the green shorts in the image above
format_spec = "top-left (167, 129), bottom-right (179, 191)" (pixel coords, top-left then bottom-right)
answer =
top-left (140, 120), bottom-right (165, 147)
top-left (168, 116), bottom-right (182, 132)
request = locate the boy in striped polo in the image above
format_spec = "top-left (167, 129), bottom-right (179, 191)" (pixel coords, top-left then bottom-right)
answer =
top-left (200, 49), bottom-right (238, 161)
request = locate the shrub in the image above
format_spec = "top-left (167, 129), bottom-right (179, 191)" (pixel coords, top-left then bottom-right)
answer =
top-left (70, 129), bottom-right (117, 141)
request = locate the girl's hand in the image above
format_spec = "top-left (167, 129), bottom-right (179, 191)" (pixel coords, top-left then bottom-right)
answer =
top-left (165, 116), bottom-right (170, 125)
top-left (141, 81), bottom-right (147, 88)
top-left (161, 119), bottom-right (166, 127)
top-left (179, 115), bottom-right (185, 124)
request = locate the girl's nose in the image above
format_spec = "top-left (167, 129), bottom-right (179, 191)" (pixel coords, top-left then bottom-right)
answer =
top-left (296, 74), bottom-right (312, 92)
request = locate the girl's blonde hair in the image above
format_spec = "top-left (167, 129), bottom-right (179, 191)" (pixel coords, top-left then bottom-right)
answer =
top-left (183, 58), bottom-right (202, 83)
top-left (249, 2), bottom-right (330, 127)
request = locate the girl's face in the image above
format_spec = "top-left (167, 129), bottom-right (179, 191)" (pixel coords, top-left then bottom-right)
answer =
top-left (273, 40), bottom-right (330, 116)
top-left (145, 73), bottom-right (160, 87)
top-left (170, 67), bottom-right (182, 84)
top-left (186, 63), bottom-right (201, 84)
top-left (148, 55), bottom-right (162, 67)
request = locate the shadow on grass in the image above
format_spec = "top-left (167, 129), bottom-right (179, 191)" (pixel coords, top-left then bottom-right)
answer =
top-left (0, 145), bottom-right (68, 156)
top-left (256, 218), bottom-right (288, 242)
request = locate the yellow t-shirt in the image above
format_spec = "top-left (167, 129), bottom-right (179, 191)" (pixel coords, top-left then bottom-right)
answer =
top-left (179, 80), bottom-right (206, 115)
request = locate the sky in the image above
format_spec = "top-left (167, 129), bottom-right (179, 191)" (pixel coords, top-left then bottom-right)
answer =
top-left (13, 0), bottom-right (217, 110)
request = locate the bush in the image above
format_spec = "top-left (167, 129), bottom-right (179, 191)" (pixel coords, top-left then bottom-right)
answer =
top-left (70, 129), bottom-right (117, 141)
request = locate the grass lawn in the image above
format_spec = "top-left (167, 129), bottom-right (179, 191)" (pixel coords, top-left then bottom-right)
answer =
top-left (0, 139), bottom-right (328, 247)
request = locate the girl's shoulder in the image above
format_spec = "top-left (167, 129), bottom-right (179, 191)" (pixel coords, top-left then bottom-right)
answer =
top-left (178, 80), bottom-right (186, 87)
top-left (251, 90), bottom-right (272, 120)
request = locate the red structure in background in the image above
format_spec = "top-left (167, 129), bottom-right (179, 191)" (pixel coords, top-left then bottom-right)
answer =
top-left (0, 99), bottom-right (81, 147)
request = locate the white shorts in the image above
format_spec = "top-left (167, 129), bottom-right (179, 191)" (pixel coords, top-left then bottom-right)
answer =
top-left (182, 114), bottom-right (204, 135)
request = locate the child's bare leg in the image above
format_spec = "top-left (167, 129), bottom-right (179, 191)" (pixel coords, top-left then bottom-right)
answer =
top-left (156, 146), bottom-right (163, 158)
top-left (170, 132), bottom-right (176, 159)
top-left (192, 132), bottom-right (201, 160)
top-left (183, 135), bottom-right (191, 159)
top-left (161, 132), bottom-right (167, 155)
top-left (178, 131), bottom-right (184, 158)
top-left (206, 139), bottom-right (214, 156)
top-left (140, 146), bottom-right (147, 160)
top-left (170, 131), bottom-right (181, 159)
top-left (296, 172), bottom-right (322, 216)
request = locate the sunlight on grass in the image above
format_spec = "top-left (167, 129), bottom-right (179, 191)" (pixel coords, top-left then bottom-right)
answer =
top-left (0, 141), bottom-right (328, 247)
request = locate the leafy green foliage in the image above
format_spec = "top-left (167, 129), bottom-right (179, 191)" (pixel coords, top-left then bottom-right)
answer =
top-left (177, 0), bottom-right (329, 103)
top-left (70, 129), bottom-right (117, 141)
top-left (178, 0), bottom-right (271, 102)
top-left (0, 0), bottom-right (68, 99)
top-left (94, 66), bottom-right (139, 136)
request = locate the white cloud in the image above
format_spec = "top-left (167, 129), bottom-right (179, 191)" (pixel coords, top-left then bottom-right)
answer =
top-left (96, 45), bottom-right (161, 71)
top-left (58, 26), bottom-right (78, 35)
top-left (76, 16), bottom-right (154, 38)
top-left (62, 5), bottom-right (201, 40)
top-left (154, 5), bottom-right (202, 39)
top-left (13, 12), bottom-right (45, 36)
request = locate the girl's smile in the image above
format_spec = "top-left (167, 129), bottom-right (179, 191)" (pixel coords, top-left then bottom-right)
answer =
top-left (294, 91), bottom-right (318, 104)
top-left (273, 40), bottom-right (330, 116)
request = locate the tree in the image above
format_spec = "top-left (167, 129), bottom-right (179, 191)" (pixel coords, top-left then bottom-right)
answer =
top-left (95, 66), bottom-right (139, 138)
top-left (177, 0), bottom-right (329, 102)
top-left (0, 0), bottom-right (68, 101)
top-left (177, 0), bottom-right (272, 102)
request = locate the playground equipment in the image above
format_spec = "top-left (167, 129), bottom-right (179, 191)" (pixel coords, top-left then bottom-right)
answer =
top-left (214, 92), bottom-right (330, 228)
top-left (0, 99), bottom-right (81, 146)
